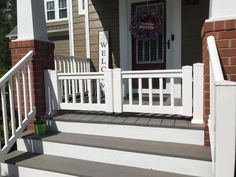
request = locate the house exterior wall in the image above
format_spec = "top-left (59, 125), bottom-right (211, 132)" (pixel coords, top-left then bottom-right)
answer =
top-left (201, 19), bottom-right (236, 146)
top-left (50, 36), bottom-right (70, 55)
top-left (88, 0), bottom-right (120, 70)
top-left (182, 0), bottom-right (209, 66)
top-left (72, 0), bottom-right (87, 58)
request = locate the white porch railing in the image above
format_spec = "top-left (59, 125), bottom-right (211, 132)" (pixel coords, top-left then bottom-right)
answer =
top-left (0, 51), bottom-right (36, 161)
top-left (54, 55), bottom-right (91, 73)
top-left (207, 36), bottom-right (236, 177)
top-left (45, 63), bottom-right (204, 123)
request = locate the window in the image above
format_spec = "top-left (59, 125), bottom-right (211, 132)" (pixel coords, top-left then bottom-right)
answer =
top-left (45, 0), bottom-right (68, 22)
top-left (78, 0), bottom-right (85, 15)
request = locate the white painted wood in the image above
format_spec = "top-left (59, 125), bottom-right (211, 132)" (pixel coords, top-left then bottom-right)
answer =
top-left (99, 31), bottom-right (109, 72)
top-left (1, 85), bottom-right (9, 146)
top-left (159, 78), bottom-right (163, 106)
top-left (84, 0), bottom-right (91, 58)
top-left (96, 79), bottom-right (101, 104)
top-left (128, 78), bottom-right (133, 105)
top-left (16, 0), bottom-right (47, 41)
top-left (17, 139), bottom-right (212, 177)
top-left (22, 65), bottom-right (28, 119)
top-left (148, 78), bottom-right (153, 106)
top-left (170, 78), bottom-right (174, 107)
top-left (113, 69), bottom-right (122, 113)
top-left (8, 78), bottom-right (16, 136)
top-left (68, 0), bottom-right (75, 56)
top-left (79, 79), bottom-right (84, 104)
top-left (48, 120), bottom-right (204, 145)
top-left (104, 69), bottom-right (114, 112)
top-left (88, 79), bottom-right (92, 104)
top-left (208, 0), bottom-right (236, 21)
top-left (138, 78), bottom-right (142, 105)
top-left (16, 71), bottom-right (22, 127)
top-left (60, 103), bottom-right (105, 111)
top-left (182, 66), bottom-right (193, 116)
top-left (215, 81), bottom-right (236, 177)
top-left (27, 63), bottom-right (33, 112)
top-left (64, 79), bottom-right (69, 103)
top-left (192, 63), bottom-right (204, 124)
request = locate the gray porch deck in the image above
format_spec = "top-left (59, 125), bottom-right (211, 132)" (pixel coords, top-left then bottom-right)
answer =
top-left (51, 111), bottom-right (204, 130)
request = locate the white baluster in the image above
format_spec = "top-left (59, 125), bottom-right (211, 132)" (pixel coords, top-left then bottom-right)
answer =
top-left (149, 78), bottom-right (153, 106)
top-left (8, 78), bottom-right (16, 136)
top-left (27, 62), bottom-right (33, 111)
top-left (128, 78), bottom-right (133, 105)
top-left (96, 79), bottom-right (101, 104)
top-left (159, 78), bottom-right (163, 106)
top-left (1, 85), bottom-right (9, 146)
top-left (138, 78), bottom-right (142, 105)
top-left (79, 79), bottom-right (84, 103)
top-left (16, 71), bottom-right (22, 127)
top-left (22, 65), bottom-right (28, 119)
top-left (64, 79), bottom-right (69, 103)
top-left (170, 78), bottom-right (174, 107)
top-left (88, 79), bottom-right (92, 104)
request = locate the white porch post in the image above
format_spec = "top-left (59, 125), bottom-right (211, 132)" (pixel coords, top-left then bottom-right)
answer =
top-left (17, 0), bottom-right (48, 41)
top-left (208, 0), bottom-right (236, 21)
top-left (192, 63), bottom-right (204, 124)
top-left (113, 68), bottom-right (123, 113)
top-left (182, 66), bottom-right (193, 117)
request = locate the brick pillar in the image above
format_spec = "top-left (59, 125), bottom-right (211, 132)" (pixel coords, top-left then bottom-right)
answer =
top-left (9, 40), bottom-right (55, 114)
top-left (201, 19), bottom-right (236, 146)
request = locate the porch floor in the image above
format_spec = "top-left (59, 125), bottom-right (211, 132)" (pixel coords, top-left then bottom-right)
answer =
top-left (51, 111), bottom-right (204, 130)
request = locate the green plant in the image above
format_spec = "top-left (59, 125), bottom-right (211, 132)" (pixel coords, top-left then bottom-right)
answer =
top-left (34, 112), bottom-right (46, 125)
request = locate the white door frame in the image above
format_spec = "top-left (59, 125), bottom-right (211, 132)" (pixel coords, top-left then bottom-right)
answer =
top-left (119, 0), bottom-right (182, 71)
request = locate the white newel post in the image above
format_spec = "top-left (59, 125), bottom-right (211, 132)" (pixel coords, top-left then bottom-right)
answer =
top-left (104, 69), bottom-right (113, 112)
top-left (44, 70), bottom-right (61, 115)
top-left (113, 68), bottom-right (123, 113)
top-left (215, 81), bottom-right (236, 177)
top-left (182, 66), bottom-right (193, 116)
top-left (192, 63), bottom-right (204, 124)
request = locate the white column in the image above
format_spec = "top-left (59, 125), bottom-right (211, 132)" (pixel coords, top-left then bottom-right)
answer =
top-left (208, 0), bottom-right (236, 21)
top-left (85, 0), bottom-right (91, 58)
top-left (68, 0), bottom-right (75, 56)
top-left (192, 63), bottom-right (204, 124)
top-left (17, 0), bottom-right (48, 41)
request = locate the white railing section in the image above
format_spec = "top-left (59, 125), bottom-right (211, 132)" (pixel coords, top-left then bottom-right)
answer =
top-left (0, 51), bottom-right (36, 161)
top-left (54, 55), bottom-right (91, 99)
top-left (54, 55), bottom-right (91, 73)
top-left (207, 36), bottom-right (236, 177)
top-left (45, 64), bottom-right (203, 122)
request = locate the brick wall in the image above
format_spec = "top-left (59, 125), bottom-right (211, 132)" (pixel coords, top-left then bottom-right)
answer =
top-left (9, 40), bottom-right (55, 115)
top-left (201, 19), bottom-right (236, 146)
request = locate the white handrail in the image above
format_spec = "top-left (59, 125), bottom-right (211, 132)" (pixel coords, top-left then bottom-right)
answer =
top-left (0, 51), bottom-right (33, 88)
top-left (207, 36), bottom-right (224, 82)
top-left (207, 36), bottom-right (236, 177)
top-left (0, 50), bottom-right (35, 161)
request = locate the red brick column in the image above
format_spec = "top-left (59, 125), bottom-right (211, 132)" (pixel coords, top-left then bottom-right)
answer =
top-left (9, 40), bottom-right (55, 115)
top-left (202, 19), bottom-right (236, 146)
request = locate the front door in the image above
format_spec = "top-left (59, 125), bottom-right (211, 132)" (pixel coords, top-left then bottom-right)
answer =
top-left (131, 1), bottom-right (166, 71)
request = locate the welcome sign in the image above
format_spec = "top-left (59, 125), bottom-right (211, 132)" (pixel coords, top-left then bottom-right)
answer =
top-left (99, 31), bottom-right (109, 91)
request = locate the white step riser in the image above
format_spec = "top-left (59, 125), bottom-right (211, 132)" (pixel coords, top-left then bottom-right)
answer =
top-left (47, 120), bottom-right (204, 145)
top-left (1, 164), bottom-right (77, 177)
top-left (17, 139), bottom-right (213, 177)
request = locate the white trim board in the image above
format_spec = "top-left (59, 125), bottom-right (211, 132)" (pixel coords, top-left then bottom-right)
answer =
top-left (119, 0), bottom-right (182, 71)
top-left (47, 120), bottom-right (204, 145)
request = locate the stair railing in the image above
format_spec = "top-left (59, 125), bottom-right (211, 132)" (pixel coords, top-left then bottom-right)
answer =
top-left (0, 50), bottom-right (36, 162)
top-left (207, 36), bottom-right (236, 177)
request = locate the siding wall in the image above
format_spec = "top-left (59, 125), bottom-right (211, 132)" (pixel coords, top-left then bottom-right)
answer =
top-left (181, 0), bottom-right (209, 65)
top-left (50, 36), bottom-right (70, 55)
top-left (89, 0), bottom-right (120, 70)
top-left (73, 0), bottom-right (87, 58)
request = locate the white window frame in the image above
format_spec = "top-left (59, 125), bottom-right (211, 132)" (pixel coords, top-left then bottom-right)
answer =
top-left (78, 0), bottom-right (85, 15)
top-left (44, 0), bottom-right (68, 22)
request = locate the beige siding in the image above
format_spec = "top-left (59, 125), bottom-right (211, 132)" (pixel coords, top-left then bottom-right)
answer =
top-left (50, 36), bottom-right (70, 55)
top-left (89, 0), bottom-right (120, 70)
top-left (182, 0), bottom-right (209, 65)
top-left (73, 0), bottom-right (87, 58)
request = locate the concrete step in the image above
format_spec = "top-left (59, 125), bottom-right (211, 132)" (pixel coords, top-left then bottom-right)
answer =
top-left (1, 151), bottom-right (196, 177)
top-left (47, 112), bottom-right (204, 145)
top-left (16, 131), bottom-right (213, 177)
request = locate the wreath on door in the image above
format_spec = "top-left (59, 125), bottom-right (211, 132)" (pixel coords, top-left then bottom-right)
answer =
top-left (129, 8), bottom-right (163, 40)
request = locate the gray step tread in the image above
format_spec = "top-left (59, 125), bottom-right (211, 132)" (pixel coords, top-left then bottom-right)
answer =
top-left (4, 151), bottom-right (194, 177)
top-left (22, 131), bottom-right (211, 161)
top-left (52, 111), bottom-right (204, 130)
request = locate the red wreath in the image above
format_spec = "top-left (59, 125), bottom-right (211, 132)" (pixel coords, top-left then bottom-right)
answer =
top-left (130, 8), bottom-right (163, 40)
